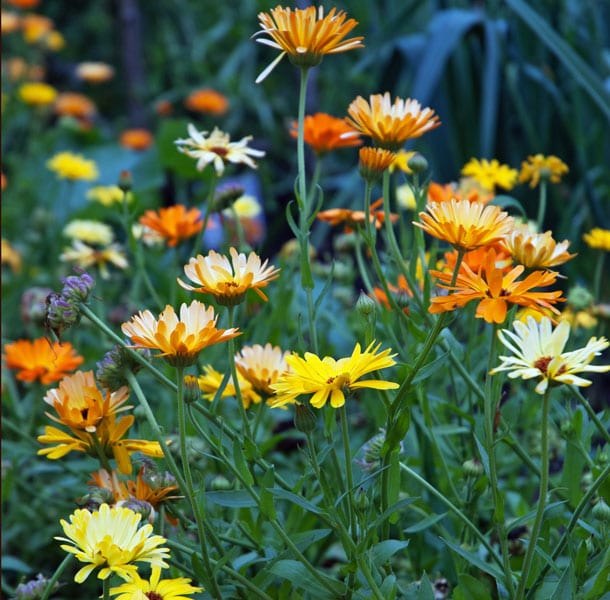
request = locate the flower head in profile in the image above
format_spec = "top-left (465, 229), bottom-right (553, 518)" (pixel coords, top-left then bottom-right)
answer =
top-left (461, 158), bottom-right (517, 191)
top-left (345, 93), bottom-right (441, 150)
top-left (175, 124), bottom-right (265, 176)
top-left (254, 5), bottom-right (364, 83)
top-left (138, 205), bottom-right (203, 247)
top-left (519, 154), bottom-right (568, 188)
top-left (60, 240), bottom-right (128, 280)
top-left (179, 247), bottom-right (280, 305)
top-left (184, 88), bottom-right (229, 115)
top-left (3, 338), bottom-right (83, 385)
top-left (289, 112), bottom-right (362, 155)
top-left (110, 565), bottom-right (202, 600)
top-left (47, 151), bottom-right (98, 181)
top-left (358, 147), bottom-right (397, 182)
top-left (18, 82), bottom-right (57, 106)
top-left (583, 228), bottom-right (610, 252)
top-left (502, 227), bottom-right (576, 270)
top-left (429, 248), bottom-right (564, 323)
top-left (197, 365), bottom-right (262, 408)
top-left (122, 301), bottom-right (239, 367)
top-left (269, 342), bottom-right (398, 409)
top-left (414, 198), bottom-right (514, 252)
top-left (63, 219), bottom-right (114, 246)
top-left (235, 343), bottom-right (291, 395)
top-left (490, 316), bottom-right (609, 394)
top-left (318, 197), bottom-right (398, 234)
top-left (57, 503), bottom-right (169, 583)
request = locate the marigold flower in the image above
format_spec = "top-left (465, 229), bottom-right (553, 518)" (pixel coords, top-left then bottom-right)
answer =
top-left (63, 219), bottom-right (114, 246)
top-left (440, 245), bottom-right (512, 275)
top-left (345, 92), bottom-right (441, 150)
top-left (2, 238), bottom-right (22, 272)
top-left (54, 92), bottom-right (96, 119)
top-left (427, 181), bottom-right (494, 205)
top-left (138, 205), bottom-right (202, 248)
top-left (254, 5), bottom-right (364, 83)
top-left (175, 124), bottom-right (265, 176)
top-left (47, 151), bottom-right (98, 181)
top-left (389, 149), bottom-right (416, 174)
top-left (110, 565), bottom-right (202, 600)
top-left (43, 370), bottom-right (132, 433)
top-left (3, 338), bottom-right (83, 385)
top-left (502, 228), bottom-right (576, 269)
top-left (235, 343), bottom-right (291, 395)
top-left (184, 88), bottom-right (229, 115)
top-left (461, 158), bottom-right (517, 191)
top-left (414, 198), bottom-right (514, 252)
top-left (75, 61), bottom-right (115, 83)
top-left (429, 248), bottom-right (564, 323)
top-left (87, 185), bottom-right (131, 207)
top-left (317, 197), bottom-right (398, 234)
top-left (119, 128), bottom-right (154, 151)
top-left (179, 247), bottom-right (280, 305)
top-left (289, 112), bottom-right (362, 154)
top-left (269, 341), bottom-right (399, 409)
top-left (490, 316), bottom-right (610, 394)
top-left (18, 81), bottom-right (57, 106)
top-left (519, 154), bottom-right (569, 188)
top-left (121, 301), bottom-right (240, 367)
top-left (60, 240), bottom-right (128, 279)
top-left (583, 228), bottom-right (610, 252)
top-left (358, 146), bottom-right (397, 181)
top-left (57, 503), bottom-right (169, 583)
top-left (197, 365), bottom-right (262, 408)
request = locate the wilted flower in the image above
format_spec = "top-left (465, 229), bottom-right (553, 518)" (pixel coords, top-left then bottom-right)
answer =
top-left (96, 344), bottom-right (151, 392)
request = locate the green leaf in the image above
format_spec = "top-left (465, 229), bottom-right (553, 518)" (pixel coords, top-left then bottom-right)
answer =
top-left (479, 19), bottom-right (503, 156)
top-left (268, 560), bottom-right (345, 598)
top-left (205, 490), bottom-right (256, 508)
top-left (290, 528), bottom-right (332, 552)
top-left (1, 555), bottom-right (32, 573)
top-left (233, 439), bottom-right (254, 486)
top-left (453, 573), bottom-right (492, 600)
top-left (550, 562), bottom-right (576, 600)
top-left (368, 539), bottom-right (410, 568)
top-left (442, 538), bottom-right (505, 582)
top-left (491, 195), bottom-right (527, 218)
top-left (260, 468), bottom-right (277, 519)
top-left (416, 572), bottom-right (436, 600)
top-left (269, 488), bottom-right (326, 516)
top-left (368, 496), bottom-right (418, 531)
top-left (379, 574), bottom-right (397, 600)
top-left (404, 512), bottom-right (448, 533)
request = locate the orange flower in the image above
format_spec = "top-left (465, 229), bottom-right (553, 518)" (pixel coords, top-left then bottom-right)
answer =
top-left (3, 338), bottom-right (83, 385)
top-left (21, 14), bottom-right (53, 44)
top-left (429, 248), bottom-right (564, 323)
top-left (54, 92), bottom-right (97, 119)
top-left (427, 181), bottom-right (493, 205)
top-left (440, 245), bottom-right (513, 275)
top-left (138, 205), bottom-right (202, 247)
top-left (372, 275), bottom-right (413, 313)
top-left (345, 92), bottom-right (441, 150)
top-left (6, 0), bottom-right (40, 9)
top-left (120, 129), bottom-right (154, 151)
top-left (358, 147), bottom-right (397, 181)
top-left (75, 62), bottom-right (115, 84)
top-left (502, 227), bottom-right (576, 270)
top-left (289, 112), bottom-right (362, 154)
top-left (184, 88), bottom-right (229, 115)
top-left (414, 198), bottom-right (514, 252)
top-left (1, 11), bottom-right (21, 35)
top-left (317, 198), bottom-right (398, 234)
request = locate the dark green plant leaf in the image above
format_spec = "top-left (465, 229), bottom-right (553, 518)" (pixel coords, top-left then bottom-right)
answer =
top-left (368, 539), bottom-right (410, 568)
top-left (268, 559), bottom-right (345, 598)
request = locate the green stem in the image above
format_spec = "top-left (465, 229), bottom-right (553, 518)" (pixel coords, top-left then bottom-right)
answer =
top-left (296, 67), bottom-right (310, 213)
top-left (570, 386), bottom-right (610, 444)
top-left (40, 554), bottom-right (73, 600)
top-left (535, 180), bottom-right (547, 232)
top-left (516, 387), bottom-right (552, 599)
top-left (592, 252), bottom-right (605, 303)
top-left (102, 577), bottom-right (110, 600)
top-left (340, 406), bottom-right (358, 541)
top-left (190, 171), bottom-right (218, 258)
top-left (89, 432), bottom-right (113, 472)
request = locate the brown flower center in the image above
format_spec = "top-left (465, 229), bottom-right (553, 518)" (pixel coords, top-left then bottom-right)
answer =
top-left (146, 593), bottom-right (163, 600)
top-left (211, 146), bottom-right (228, 157)
top-left (533, 356), bottom-right (551, 374)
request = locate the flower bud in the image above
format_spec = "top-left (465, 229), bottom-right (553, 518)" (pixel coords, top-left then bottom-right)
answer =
top-left (462, 458), bottom-right (484, 477)
top-left (118, 169), bottom-right (132, 193)
top-left (211, 474), bottom-right (232, 490)
top-left (117, 498), bottom-right (155, 523)
top-left (213, 183), bottom-right (245, 212)
top-left (356, 290), bottom-right (376, 319)
top-left (294, 402), bottom-right (318, 433)
top-left (60, 270), bottom-right (95, 303)
top-left (567, 285), bottom-right (594, 311)
top-left (76, 486), bottom-right (116, 511)
top-left (354, 487), bottom-right (370, 512)
top-left (183, 374), bottom-right (201, 404)
top-left (96, 343), bottom-right (151, 392)
top-left (45, 293), bottom-right (79, 336)
top-left (592, 498), bottom-right (610, 523)
top-left (407, 153), bottom-right (428, 174)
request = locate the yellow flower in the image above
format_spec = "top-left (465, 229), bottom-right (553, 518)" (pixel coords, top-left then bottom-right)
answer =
top-left (235, 343), bottom-right (291, 395)
top-left (18, 81), bottom-right (57, 106)
top-left (583, 228), bottom-right (610, 252)
top-left (502, 227), bottom-right (576, 269)
top-left (490, 316), bottom-right (610, 394)
top-left (63, 219), bottom-right (114, 246)
top-left (224, 194), bottom-right (262, 219)
top-left (47, 151), bottom-right (98, 181)
top-left (175, 124), bottom-right (265, 176)
top-left (121, 301), bottom-right (240, 367)
top-left (345, 92), bottom-right (441, 150)
top-left (179, 247), bottom-right (280, 305)
top-left (197, 365), bottom-right (262, 408)
top-left (389, 149), bottom-right (416, 174)
top-left (558, 307), bottom-right (598, 330)
top-left (87, 185), bottom-right (132, 206)
top-left (110, 565), bottom-right (202, 600)
top-left (60, 240), bottom-right (128, 279)
top-left (461, 158), bottom-right (518, 191)
top-left (254, 5), bottom-right (364, 83)
top-left (56, 503), bottom-right (170, 583)
top-left (396, 184), bottom-right (416, 210)
top-left (1, 238), bottom-right (22, 272)
top-left (414, 198), bottom-right (514, 252)
top-left (269, 342), bottom-right (398, 409)
top-left (519, 154), bottom-right (569, 188)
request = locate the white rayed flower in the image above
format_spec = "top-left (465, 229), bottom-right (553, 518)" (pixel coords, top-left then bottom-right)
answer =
top-left (174, 124), bottom-right (265, 176)
top-left (491, 316), bottom-right (610, 394)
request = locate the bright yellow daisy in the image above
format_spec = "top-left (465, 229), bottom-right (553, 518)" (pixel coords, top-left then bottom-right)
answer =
top-left (110, 565), bottom-right (202, 600)
top-left (47, 151), bottom-right (99, 181)
top-left (461, 158), bottom-right (517, 191)
top-left (18, 81), bottom-right (57, 106)
top-left (519, 154), bottom-right (569, 188)
top-left (583, 228), bottom-right (610, 252)
top-left (269, 342), bottom-right (398, 409)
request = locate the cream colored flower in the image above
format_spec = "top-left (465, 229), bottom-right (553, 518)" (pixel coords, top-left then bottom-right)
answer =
top-left (235, 343), bottom-right (291, 395)
top-left (63, 219), bottom-right (114, 246)
top-left (502, 227), bottom-right (576, 269)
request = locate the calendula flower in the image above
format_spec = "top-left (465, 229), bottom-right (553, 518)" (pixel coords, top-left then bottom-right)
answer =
top-left (461, 158), bottom-right (518, 191)
top-left (18, 81), bottom-right (57, 106)
top-left (197, 365), bottom-right (262, 408)
top-left (121, 301), bottom-right (240, 367)
top-left (224, 194), bottom-right (262, 219)
top-left (414, 198), bottom-right (514, 252)
top-left (2, 11), bottom-right (21, 35)
top-left (439, 245), bottom-right (512, 275)
top-left (583, 228), bottom-right (610, 252)
top-left (54, 92), bottom-right (97, 119)
top-left (269, 341), bottom-right (399, 409)
top-left (502, 227), bottom-right (576, 269)
top-left (358, 146), bottom-right (397, 181)
top-left (179, 247), bottom-right (280, 305)
top-left (47, 151), bottom-right (98, 181)
top-left (110, 565), bottom-right (202, 600)
top-left (289, 112), bottom-right (362, 154)
top-left (63, 219), bottom-right (114, 246)
top-left (60, 240), bottom-right (128, 279)
top-left (43, 370), bottom-right (131, 433)
top-left (3, 338), bottom-right (83, 385)
top-left (119, 129), bottom-right (154, 151)
top-left (75, 62), bottom-right (115, 83)
top-left (317, 197), bottom-right (398, 234)
top-left (490, 316), bottom-right (610, 394)
top-left (235, 343), bottom-right (291, 395)
top-left (87, 185), bottom-right (132, 206)
top-left (184, 88), bottom-right (228, 115)
top-left (429, 248), bottom-right (564, 323)
top-left (519, 154), bottom-right (569, 188)
top-left (254, 5), bottom-right (364, 83)
top-left (175, 124), bottom-right (265, 176)
top-left (345, 92), bottom-right (441, 150)
top-left (57, 503), bottom-right (170, 583)
top-left (1, 238), bottom-right (22, 272)
top-left (427, 181), bottom-right (494, 205)
top-left (138, 205), bottom-right (203, 247)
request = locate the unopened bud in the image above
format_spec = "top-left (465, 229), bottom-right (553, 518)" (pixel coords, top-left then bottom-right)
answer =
top-left (76, 486), bottom-right (115, 511)
top-left (14, 574), bottom-right (59, 600)
top-left (60, 270), bottom-right (95, 303)
top-left (407, 153), bottom-right (428, 174)
top-left (354, 487), bottom-right (370, 512)
top-left (462, 458), bottom-right (484, 477)
top-left (567, 285), bottom-right (594, 311)
top-left (356, 290), bottom-right (376, 319)
top-left (211, 474), bottom-right (232, 490)
top-left (183, 374), bottom-right (201, 404)
top-left (117, 498), bottom-right (154, 523)
top-left (294, 402), bottom-right (317, 433)
top-left (118, 170), bottom-right (132, 193)
top-left (592, 498), bottom-right (610, 523)
top-left (96, 343), bottom-right (151, 392)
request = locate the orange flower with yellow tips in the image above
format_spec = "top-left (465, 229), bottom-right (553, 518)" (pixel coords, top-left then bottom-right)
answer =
top-left (502, 227), bottom-right (576, 270)
top-left (289, 112), bottom-right (362, 155)
top-left (427, 181), bottom-right (493, 205)
top-left (429, 248), bottom-right (564, 324)
top-left (138, 205), bottom-right (203, 247)
top-left (317, 198), bottom-right (398, 234)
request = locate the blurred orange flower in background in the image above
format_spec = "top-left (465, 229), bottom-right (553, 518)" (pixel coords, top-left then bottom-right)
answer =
top-left (317, 197), bottom-right (398, 234)
top-left (120, 129), bottom-right (154, 151)
top-left (184, 88), bottom-right (229, 115)
top-left (138, 205), bottom-right (202, 247)
top-left (54, 92), bottom-right (97, 119)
